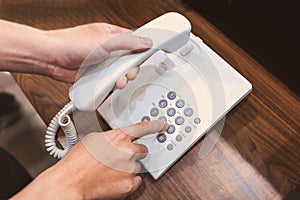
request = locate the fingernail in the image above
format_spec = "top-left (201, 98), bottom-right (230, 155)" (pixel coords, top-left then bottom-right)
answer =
top-left (117, 76), bottom-right (127, 89)
top-left (141, 37), bottom-right (152, 47)
top-left (163, 122), bottom-right (169, 131)
top-left (121, 76), bottom-right (127, 84)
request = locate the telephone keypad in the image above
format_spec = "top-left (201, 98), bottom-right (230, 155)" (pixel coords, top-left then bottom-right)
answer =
top-left (141, 90), bottom-right (201, 151)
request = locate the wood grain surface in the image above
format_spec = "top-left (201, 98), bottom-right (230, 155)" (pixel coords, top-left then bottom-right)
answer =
top-left (1, 0), bottom-right (299, 199)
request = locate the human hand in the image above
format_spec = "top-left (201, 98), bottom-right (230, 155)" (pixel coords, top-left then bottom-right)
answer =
top-left (43, 23), bottom-right (152, 86)
top-left (0, 20), bottom-right (152, 87)
top-left (12, 120), bottom-right (168, 200)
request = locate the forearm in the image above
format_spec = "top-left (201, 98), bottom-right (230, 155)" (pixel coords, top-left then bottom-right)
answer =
top-left (0, 20), bottom-right (54, 74)
top-left (10, 164), bottom-right (82, 200)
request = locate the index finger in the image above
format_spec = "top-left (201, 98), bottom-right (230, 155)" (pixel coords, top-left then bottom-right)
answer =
top-left (101, 32), bottom-right (153, 53)
top-left (120, 120), bottom-right (169, 141)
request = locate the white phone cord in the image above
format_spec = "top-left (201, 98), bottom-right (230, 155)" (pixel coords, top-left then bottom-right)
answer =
top-left (45, 102), bottom-right (78, 159)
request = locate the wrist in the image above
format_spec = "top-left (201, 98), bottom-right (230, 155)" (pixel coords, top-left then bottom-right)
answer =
top-left (11, 164), bottom-right (83, 200)
top-left (0, 20), bottom-right (56, 75)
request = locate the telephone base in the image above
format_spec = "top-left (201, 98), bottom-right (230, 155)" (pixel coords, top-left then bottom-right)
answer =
top-left (98, 33), bottom-right (252, 180)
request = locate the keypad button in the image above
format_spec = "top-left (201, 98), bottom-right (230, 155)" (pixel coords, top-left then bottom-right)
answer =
top-left (158, 116), bottom-right (167, 121)
top-left (185, 126), bottom-right (192, 133)
top-left (157, 133), bottom-right (167, 143)
top-left (176, 135), bottom-right (183, 142)
top-left (166, 125), bottom-right (176, 134)
top-left (175, 116), bottom-right (184, 125)
top-left (184, 107), bottom-right (194, 117)
top-left (167, 107), bottom-right (176, 117)
top-left (167, 91), bottom-right (176, 100)
top-left (158, 99), bottom-right (168, 108)
top-left (194, 117), bottom-right (201, 124)
top-left (150, 107), bottom-right (159, 117)
top-left (175, 99), bottom-right (185, 108)
top-left (167, 144), bottom-right (174, 151)
top-left (141, 116), bottom-right (150, 122)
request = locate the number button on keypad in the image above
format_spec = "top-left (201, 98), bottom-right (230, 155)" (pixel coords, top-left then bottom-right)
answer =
top-left (175, 116), bottom-right (184, 125)
top-left (185, 126), bottom-right (192, 133)
top-left (150, 107), bottom-right (159, 117)
top-left (184, 107), bottom-right (194, 117)
top-left (141, 116), bottom-right (150, 122)
top-left (158, 99), bottom-right (168, 108)
top-left (157, 133), bottom-right (167, 143)
top-left (167, 108), bottom-right (176, 117)
top-left (167, 91), bottom-right (176, 100)
top-left (176, 135), bottom-right (183, 142)
top-left (194, 117), bottom-right (201, 124)
top-left (158, 116), bottom-right (167, 121)
top-left (175, 99), bottom-right (185, 108)
top-left (166, 125), bottom-right (176, 134)
top-left (167, 144), bottom-right (174, 151)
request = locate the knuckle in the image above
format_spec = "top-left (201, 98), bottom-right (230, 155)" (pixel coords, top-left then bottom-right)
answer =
top-left (136, 120), bottom-right (151, 127)
top-left (122, 180), bottom-right (135, 194)
top-left (118, 127), bottom-right (135, 139)
top-left (87, 23), bottom-right (106, 32)
top-left (123, 146), bottom-right (136, 157)
top-left (106, 129), bottom-right (127, 140)
top-left (49, 67), bottom-right (64, 81)
top-left (117, 131), bottom-right (129, 141)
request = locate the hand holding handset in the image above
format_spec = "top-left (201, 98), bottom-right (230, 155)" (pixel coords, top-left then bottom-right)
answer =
top-left (69, 12), bottom-right (191, 111)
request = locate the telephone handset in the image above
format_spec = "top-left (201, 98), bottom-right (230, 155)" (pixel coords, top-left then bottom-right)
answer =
top-left (69, 12), bottom-right (191, 111)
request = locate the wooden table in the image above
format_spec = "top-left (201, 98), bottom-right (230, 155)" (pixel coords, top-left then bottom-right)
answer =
top-left (1, 0), bottom-right (299, 199)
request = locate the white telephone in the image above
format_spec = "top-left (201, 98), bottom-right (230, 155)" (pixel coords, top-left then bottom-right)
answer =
top-left (45, 12), bottom-right (252, 180)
